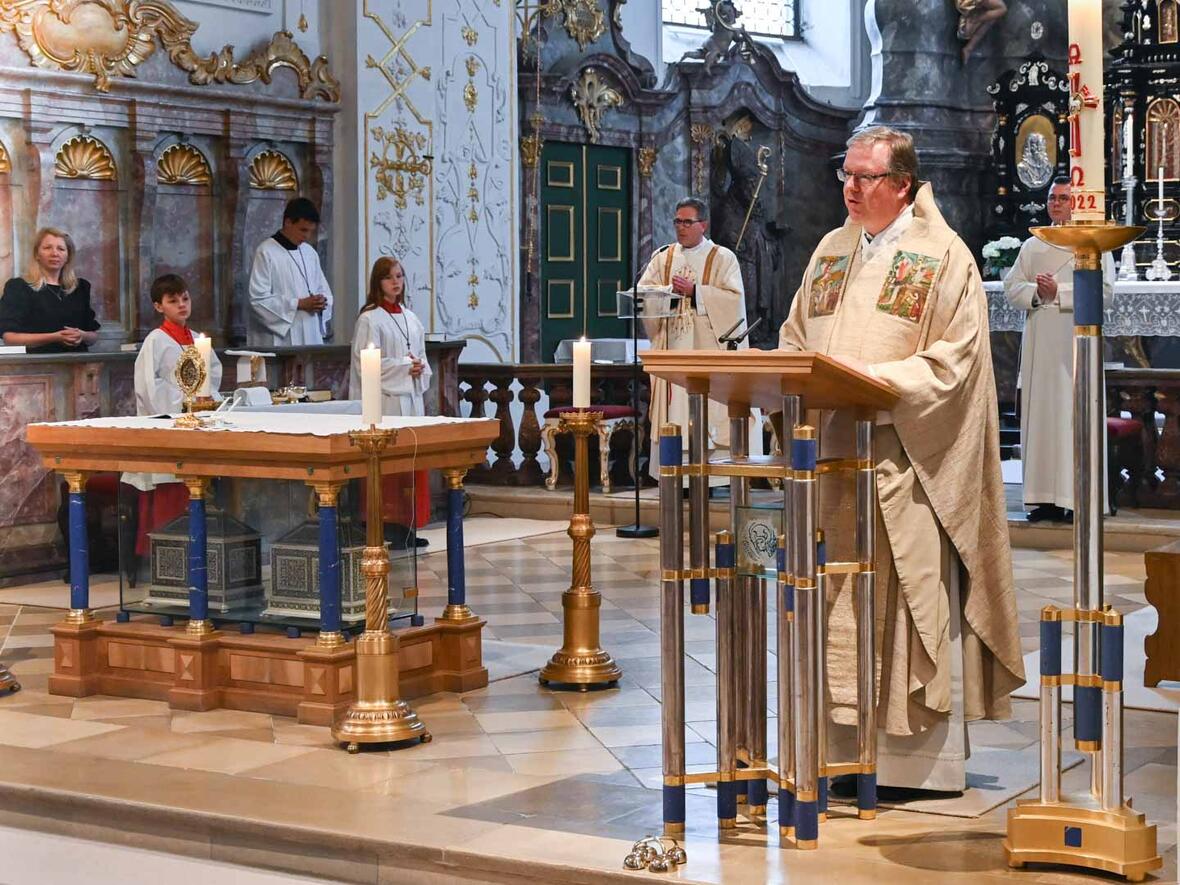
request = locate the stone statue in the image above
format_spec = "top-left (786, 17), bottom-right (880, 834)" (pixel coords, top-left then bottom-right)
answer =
top-left (685, 0), bottom-right (741, 75)
top-left (1017, 131), bottom-right (1054, 190)
top-left (709, 115), bottom-right (783, 348)
top-left (955, 0), bottom-right (1008, 63)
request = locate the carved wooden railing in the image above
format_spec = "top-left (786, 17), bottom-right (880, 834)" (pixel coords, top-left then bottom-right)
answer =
top-left (1106, 368), bottom-right (1180, 509)
top-left (458, 363), bottom-right (649, 486)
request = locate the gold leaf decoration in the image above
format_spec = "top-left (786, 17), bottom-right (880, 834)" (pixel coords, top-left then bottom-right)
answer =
top-left (370, 125), bottom-right (429, 209)
top-left (0, 3), bottom-right (340, 102)
top-left (157, 143), bottom-right (211, 186)
top-left (249, 150), bottom-right (297, 191)
top-left (0, 141), bottom-right (10, 175)
top-left (637, 146), bottom-right (657, 178)
top-left (55, 135), bottom-right (117, 181)
top-left (545, 0), bottom-right (605, 51)
top-left (570, 67), bottom-right (623, 143)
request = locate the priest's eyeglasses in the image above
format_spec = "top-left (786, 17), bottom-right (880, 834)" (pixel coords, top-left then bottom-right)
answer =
top-left (672, 218), bottom-right (703, 226)
top-left (837, 169), bottom-right (892, 186)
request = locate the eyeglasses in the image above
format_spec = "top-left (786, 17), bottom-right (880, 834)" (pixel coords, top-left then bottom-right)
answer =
top-left (672, 218), bottom-right (703, 226)
top-left (836, 169), bottom-right (892, 186)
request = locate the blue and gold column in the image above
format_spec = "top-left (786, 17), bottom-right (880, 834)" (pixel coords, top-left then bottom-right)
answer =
top-left (776, 534), bottom-right (795, 840)
top-left (440, 467), bottom-right (475, 623)
top-left (790, 426), bottom-right (819, 849)
top-left (181, 477), bottom-right (214, 636)
top-left (64, 471), bottom-right (95, 625)
top-left (659, 424), bottom-right (686, 836)
top-left (714, 530), bottom-right (737, 830)
top-left (310, 481), bottom-right (346, 648)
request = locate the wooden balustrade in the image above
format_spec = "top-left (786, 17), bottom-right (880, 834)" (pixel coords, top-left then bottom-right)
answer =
top-left (458, 363), bottom-right (649, 487)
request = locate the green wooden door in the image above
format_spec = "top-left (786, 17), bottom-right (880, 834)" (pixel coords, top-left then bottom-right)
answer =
top-left (539, 143), bottom-right (630, 362)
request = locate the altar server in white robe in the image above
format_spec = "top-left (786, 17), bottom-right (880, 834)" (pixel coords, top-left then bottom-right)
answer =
top-left (1004, 177), bottom-right (1114, 523)
top-left (350, 257), bottom-right (431, 542)
top-left (247, 196), bottom-right (334, 346)
top-left (637, 197), bottom-right (746, 481)
top-left (126, 273), bottom-right (223, 555)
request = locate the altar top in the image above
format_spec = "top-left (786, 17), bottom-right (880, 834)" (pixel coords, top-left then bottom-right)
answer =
top-left (641, 350), bottom-right (898, 413)
top-left (25, 413), bottom-right (498, 482)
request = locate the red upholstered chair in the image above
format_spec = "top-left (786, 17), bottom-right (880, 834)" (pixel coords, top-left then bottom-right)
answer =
top-left (1106, 416), bottom-right (1144, 516)
top-left (541, 405), bottom-right (638, 493)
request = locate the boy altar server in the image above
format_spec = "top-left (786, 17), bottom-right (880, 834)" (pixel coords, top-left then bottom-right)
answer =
top-left (125, 274), bottom-right (224, 556)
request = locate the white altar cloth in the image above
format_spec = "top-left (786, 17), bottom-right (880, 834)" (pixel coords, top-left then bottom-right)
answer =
top-left (32, 412), bottom-right (474, 438)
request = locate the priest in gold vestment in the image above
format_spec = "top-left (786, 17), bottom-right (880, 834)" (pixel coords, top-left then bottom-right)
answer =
top-left (638, 197), bottom-right (746, 481)
top-left (779, 127), bottom-right (1024, 792)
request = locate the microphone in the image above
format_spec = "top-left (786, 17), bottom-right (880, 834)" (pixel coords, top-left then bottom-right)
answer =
top-left (719, 316), bottom-right (762, 350)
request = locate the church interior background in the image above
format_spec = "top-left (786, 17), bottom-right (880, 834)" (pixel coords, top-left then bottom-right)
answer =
top-left (0, 0), bottom-right (1178, 882)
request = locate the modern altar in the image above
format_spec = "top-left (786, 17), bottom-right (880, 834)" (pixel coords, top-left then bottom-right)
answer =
top-left (24, 412), bottom-right (497, 726)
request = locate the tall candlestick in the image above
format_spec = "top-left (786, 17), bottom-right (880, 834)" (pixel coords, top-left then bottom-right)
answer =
top-left (194, 333), bottom-right (212, 396)
top-left (573, 337), bottom-right (591, 408)
top-left (1068, 0), bottom-right (1105, 221)
top-left (361, 343), bottom-right (382, 425)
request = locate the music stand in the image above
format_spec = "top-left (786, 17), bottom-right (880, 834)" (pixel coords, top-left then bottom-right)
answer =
top-left (615, 287), bottom-right (682, 539)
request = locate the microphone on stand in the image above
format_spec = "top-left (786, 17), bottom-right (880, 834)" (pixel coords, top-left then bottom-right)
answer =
top-left (616, 245), bottom-right (670, 540)
top-left (718, 316), bottom-right (762, 351)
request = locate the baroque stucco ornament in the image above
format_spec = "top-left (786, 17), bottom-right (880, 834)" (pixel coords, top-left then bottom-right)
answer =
top-left (0, 1), bottom-right (339, 100)
top-left (0, 141), bottom-right (10, 174)
top-left (248, 149), bottom-right (297, 190)
top-left (157, 142), bottom-right (212, 185)
top-left (55, 134), bottom-right (117, 180)
top-left (570, 67), bottom-right (622, 143)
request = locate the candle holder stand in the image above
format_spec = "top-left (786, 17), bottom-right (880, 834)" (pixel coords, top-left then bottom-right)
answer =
top-left (1117, 177), bottom-right (1139, 281)
top-left (333, 425), bottom-right (430, 752)
top-left (1145, 212), bottom-right (1173, 282)
top-left (1004, 221), bottom-right (1160, 882)
top-left (539, 409), bottom-right (623, 690)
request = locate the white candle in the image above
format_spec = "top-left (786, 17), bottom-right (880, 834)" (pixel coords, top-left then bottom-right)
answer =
top-left (1068, 0), bottom-right (1105, 221)
top-left (1160, 166), bottom-right (1166, 209)
top-left (194, 334), bottom-right (212, 396)
top-left (361, 343), bottom-right (381, 425)
top-left (572, 337), bottom-right (591, 409)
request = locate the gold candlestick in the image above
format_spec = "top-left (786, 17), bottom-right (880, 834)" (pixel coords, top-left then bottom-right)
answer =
top-left (540, 410), bottom-right (622, 690)
top-left (333, 426), bottom-right (430, 752)
top-left (0, 662), bottom-right (19, 694)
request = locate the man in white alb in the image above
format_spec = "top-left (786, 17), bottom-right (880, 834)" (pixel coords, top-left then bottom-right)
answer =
top-left (1004, 176), bottom-right (1114, 523)
top-left (247, 197), bottom-right (334, 346)
top-left (636, 197), bottom-right (746, 481)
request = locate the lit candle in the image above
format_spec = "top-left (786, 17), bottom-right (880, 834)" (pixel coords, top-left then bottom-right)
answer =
top-left (1067, 0), bottom-right (1105, 221)
top-left (361, 343), bottom-right (381, 425)
top-left (194, 333), bottom-right (212, 396)
top-left (573, 337), bottom-right (591, 409)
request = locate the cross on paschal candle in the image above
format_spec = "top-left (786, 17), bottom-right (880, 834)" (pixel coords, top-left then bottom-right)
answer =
top-left (1068, 67), bottom-right (1099, 161)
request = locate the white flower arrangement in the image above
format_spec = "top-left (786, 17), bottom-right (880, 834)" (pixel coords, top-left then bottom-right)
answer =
top-left (981, 236), bottom-right (1023, 259)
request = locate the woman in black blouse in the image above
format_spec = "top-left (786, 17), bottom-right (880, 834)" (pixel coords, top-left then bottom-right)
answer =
top-left (0, 227), bottom-right (100, 353)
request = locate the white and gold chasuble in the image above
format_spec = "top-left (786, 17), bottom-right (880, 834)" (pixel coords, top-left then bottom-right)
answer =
top-left (780, 184), bottom-right (1024, 789)
top-left (637, 237), bottom-right (746, 479)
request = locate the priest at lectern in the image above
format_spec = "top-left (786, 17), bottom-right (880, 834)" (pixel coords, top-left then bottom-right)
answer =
top-left (637, 197), bottom-right (746, 481)
top-left (779, 127), bottom-right (1024, 794)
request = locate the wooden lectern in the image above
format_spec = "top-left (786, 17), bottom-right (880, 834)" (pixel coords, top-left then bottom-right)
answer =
top-left (643, 349), bottom-right (897, 849)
